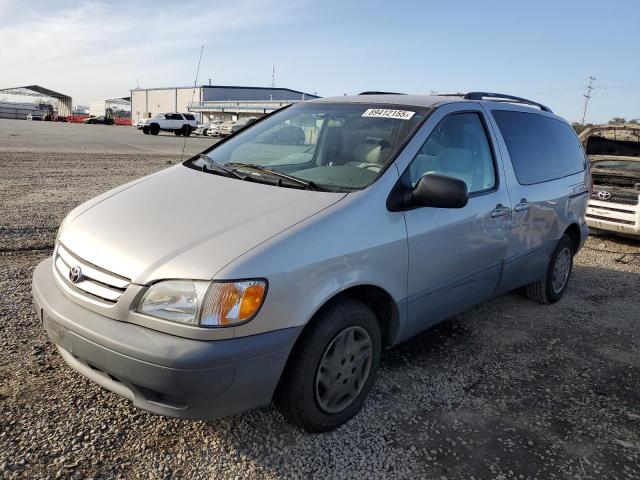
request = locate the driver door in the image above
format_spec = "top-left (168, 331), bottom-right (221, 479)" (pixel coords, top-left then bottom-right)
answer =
top-left (402, 108), bottom-right (512, 339)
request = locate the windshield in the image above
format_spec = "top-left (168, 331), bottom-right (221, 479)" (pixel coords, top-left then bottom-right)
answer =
top-left (190, 102), bottom-right (428, 190)
top-left (592, 159), bottom-right (640, 173)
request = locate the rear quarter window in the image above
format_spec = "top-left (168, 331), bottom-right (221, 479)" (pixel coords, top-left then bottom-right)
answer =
top-left (492, 110), bottom-right (586, 185)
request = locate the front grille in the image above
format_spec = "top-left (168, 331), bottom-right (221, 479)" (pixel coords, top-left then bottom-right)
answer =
top-left (54, 244), bottom-right (130, 303)
top-left (586, 214), bottom-right (636, 226)
top-left (590, 188), bottom-right (639, 205)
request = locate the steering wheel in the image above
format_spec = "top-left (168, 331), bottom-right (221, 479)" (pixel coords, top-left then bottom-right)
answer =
top-left (358, 163), bottom-right (382, 172)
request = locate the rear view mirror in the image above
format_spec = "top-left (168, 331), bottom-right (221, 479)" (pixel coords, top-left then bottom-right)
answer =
top-left (411, 174), bottom-right (468, 208)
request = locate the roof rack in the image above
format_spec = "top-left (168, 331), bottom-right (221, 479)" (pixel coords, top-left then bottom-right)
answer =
top-left (358, 91), bottom-right (407, 95)
top-left (463, 92), bottom-right (552, 113)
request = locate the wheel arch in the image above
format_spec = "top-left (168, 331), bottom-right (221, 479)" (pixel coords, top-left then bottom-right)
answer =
top-left (291, 283), bottom-right (401, 350)
top-left (564, 223), bottom-right (581, 253)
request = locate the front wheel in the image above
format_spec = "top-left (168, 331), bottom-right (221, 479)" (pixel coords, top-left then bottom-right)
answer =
top-left (526, 234), bottom-right (574, 304)
top-left (275, 298), bottom-right (381, 432)
top-left (181, 124), bottom-right (192, 136)
top-left (142, 126), bottom-right (150, 135)
top-left (174, 130), bottom-right (182, 136)
top-left (149, 123), bottom-right (160, 135)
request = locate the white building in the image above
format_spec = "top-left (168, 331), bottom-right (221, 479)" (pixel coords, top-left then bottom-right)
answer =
top-left (130, 85), bottom-right (318, 124)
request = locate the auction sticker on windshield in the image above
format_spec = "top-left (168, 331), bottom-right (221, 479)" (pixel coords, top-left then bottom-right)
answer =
top-left (362, 109), bottom-right (415, 120)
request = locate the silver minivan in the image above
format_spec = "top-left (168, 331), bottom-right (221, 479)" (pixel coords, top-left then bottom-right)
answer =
top-left (33, 92), bottom-right (590, 432)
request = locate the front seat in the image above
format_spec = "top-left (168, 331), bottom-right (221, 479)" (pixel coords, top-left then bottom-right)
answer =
top-left (345, 142), bottom-right (385, 171)
top-left (433, 147), bottom-right (475, 190)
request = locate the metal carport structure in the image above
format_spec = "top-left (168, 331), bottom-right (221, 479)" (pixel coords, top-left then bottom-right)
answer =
top-left (0, 85), bottom-right (72, 116)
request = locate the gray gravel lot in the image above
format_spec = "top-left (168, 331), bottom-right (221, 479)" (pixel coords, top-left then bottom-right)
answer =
top-left (1, 120), bottom-right (639, 479)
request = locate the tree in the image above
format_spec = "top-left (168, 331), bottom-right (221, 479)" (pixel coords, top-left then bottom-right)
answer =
top-left (609, 117), bottom-right (626, 124)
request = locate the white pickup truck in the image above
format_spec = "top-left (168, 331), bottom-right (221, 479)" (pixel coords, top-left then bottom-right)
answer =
top-left (137, 113), bottom-right (198, 136)
top-left (580, 123), bottom-right (640, 237)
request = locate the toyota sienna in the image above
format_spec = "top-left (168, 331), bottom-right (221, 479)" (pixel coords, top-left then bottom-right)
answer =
top-left (32, 92), bottom-right (590, 432)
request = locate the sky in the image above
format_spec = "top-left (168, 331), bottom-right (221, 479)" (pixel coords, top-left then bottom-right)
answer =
top-left (0, 0), bottom-right (638, 123)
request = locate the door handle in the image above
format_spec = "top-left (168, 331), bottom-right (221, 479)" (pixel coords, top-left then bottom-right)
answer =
top-left (491, 205), bottom-right (511, 218)
top-left (514, 202), bottom-right (530, 212)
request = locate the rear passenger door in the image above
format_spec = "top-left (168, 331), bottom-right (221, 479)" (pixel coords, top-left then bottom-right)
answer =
top-left (400, 105), bottom-right (512, 339)
top-left (484, 106), bottom-right (589, 294)
top-left (170, 114), bottom-right (184, 128)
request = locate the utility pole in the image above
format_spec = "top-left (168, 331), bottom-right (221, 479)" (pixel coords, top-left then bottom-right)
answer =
top-left (271, 66), bottom-right (275, 88)
top-left (581, 75), bottom-right (596, 125)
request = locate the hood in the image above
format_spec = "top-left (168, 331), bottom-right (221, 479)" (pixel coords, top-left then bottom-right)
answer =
top-left (59, 165), bottom-right (346, 284)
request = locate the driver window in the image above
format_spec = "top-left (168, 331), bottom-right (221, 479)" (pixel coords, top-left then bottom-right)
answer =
top-left (409, 112), bottom-right (496, 194)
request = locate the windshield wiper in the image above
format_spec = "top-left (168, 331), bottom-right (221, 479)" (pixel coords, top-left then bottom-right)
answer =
top-left (199, 154), bottom-right (246, 180)
top-left (226, 163), bottom-right (317, 190)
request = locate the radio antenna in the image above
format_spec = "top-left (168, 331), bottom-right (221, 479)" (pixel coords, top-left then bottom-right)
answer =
top-left (181, 44), bottom-right (204, 162)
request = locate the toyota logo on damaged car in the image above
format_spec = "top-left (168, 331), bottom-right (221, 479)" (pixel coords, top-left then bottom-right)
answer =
top-left (69, 266), bottom-right (83, 284)
top-left (596, 191), bottom-right (611, 200)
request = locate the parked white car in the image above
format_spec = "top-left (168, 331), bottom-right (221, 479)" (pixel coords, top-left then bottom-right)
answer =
top-left (219, 117), bottom-right (258, 137)
top-left (137, 113), bottom-right (198, 136)
top-left (194, 120), bottom-right (223, 137)
top-left (218, 120), bottom-right (236, 137)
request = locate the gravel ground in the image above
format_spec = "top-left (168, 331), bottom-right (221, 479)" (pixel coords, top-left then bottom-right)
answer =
top-left (1, 121), bottom-right (639, 479)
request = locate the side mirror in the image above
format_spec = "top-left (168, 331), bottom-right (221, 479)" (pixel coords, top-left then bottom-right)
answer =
top-left (411, 174), bottom-right (469, 208)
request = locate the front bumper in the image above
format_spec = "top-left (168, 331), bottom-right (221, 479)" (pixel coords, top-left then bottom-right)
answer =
top-left (32, 258), bottom-right (301, 420)
top-left (586, 199), bottom-right (640, 236)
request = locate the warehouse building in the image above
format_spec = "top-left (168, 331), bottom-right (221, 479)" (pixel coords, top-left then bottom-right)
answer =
top-left (130, 85), bottom-right (318, 125)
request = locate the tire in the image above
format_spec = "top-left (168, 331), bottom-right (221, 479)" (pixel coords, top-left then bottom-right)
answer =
top-left (181, 124), bottom-right (192, 137)
top-left (202, 129), bottom-right (208, 137)
top-left (174, 130), bottom-right (182, 136)
top-left (142, 126), bottom-right (150, 135)
top-left (275, 298), bottom-right (381, 432)
top-left (526, 234), bottom-right (574, 304)
top-left (149, 123), bottom-right (160, 135)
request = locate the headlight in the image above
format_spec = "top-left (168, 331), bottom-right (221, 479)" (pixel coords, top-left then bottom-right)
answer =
top-left (136, 279), bottom-right (267, 327)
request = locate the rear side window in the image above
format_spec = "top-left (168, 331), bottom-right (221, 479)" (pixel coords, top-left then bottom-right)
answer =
top-left (492, 110), bottom-right (585, 185)
top-left (184, 114), bottom-right (195, 120)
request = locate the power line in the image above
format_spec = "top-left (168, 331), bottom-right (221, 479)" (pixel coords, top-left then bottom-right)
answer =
top-left (581, 75), bottom-right (596, 125)
top-left (594, 85), bottom-right (640, 90)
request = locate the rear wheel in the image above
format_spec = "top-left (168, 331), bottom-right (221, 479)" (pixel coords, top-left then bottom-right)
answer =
top-left (149, 123), bottom-right (160, 135)
top-left (526, 234), bottom-right (574, 304)
top-left (275, 298), bottom-right (381, 432)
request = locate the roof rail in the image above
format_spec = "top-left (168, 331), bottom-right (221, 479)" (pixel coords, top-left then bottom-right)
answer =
top-left (463, 92), bottom-right (552, 113)
top-left (358, 91), bottom-right (406, 95)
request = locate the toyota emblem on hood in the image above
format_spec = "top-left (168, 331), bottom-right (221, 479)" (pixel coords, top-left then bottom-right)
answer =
top-left (596, 191), bottom-right (611, 200)
top-left (69, 266), bottom-right (83, 284)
